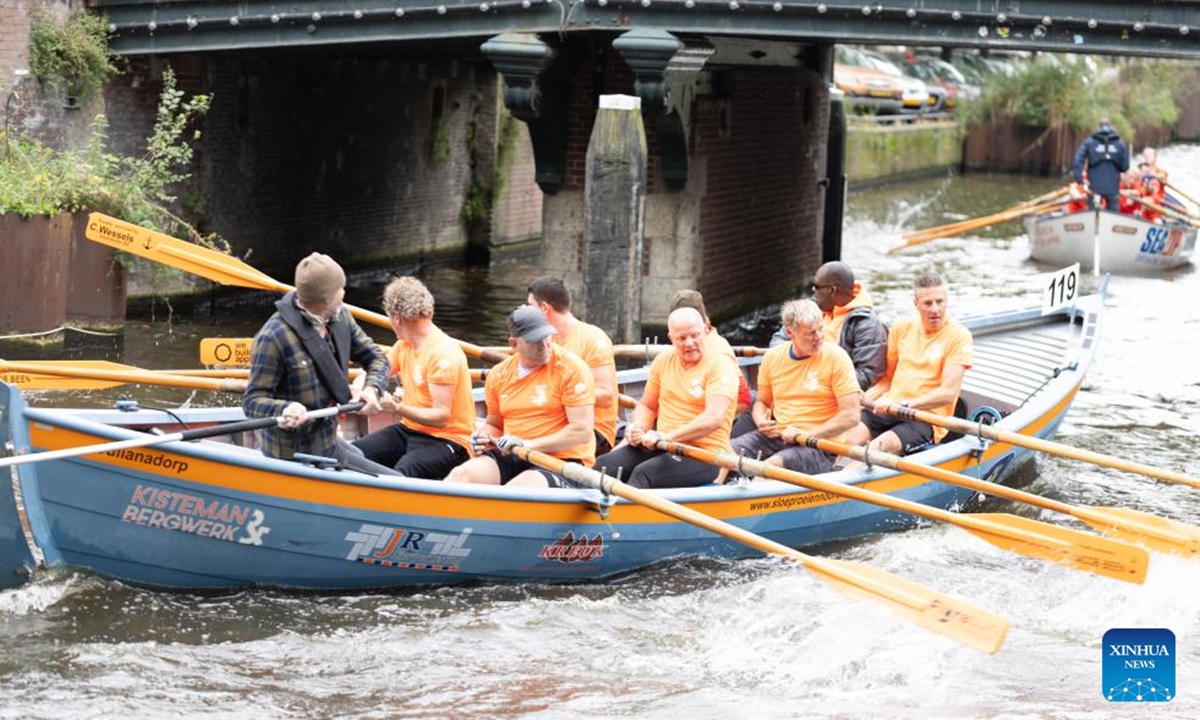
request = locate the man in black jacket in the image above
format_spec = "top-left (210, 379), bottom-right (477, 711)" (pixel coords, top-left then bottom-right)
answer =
top-left (771, 261), bottom-right (887, 390)
top-left (1072, 119), bottom-right (1130, 212)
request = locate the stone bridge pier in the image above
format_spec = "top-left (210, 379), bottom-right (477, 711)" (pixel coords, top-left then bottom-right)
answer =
top-left (485, 31), bottom-right (835, 340)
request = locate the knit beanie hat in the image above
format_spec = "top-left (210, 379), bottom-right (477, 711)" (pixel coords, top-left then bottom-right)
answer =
top-left (669, 289), bottom-right (709, 322)
top-left (295, 252), bottom-right (346, 306)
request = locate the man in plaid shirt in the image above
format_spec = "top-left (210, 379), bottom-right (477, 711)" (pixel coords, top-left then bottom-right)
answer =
top-left (243, 252), bottom-right (393, 474)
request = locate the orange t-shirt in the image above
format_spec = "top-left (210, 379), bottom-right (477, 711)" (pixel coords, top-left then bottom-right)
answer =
top-left (556, 321), bottom-right (618, 446)
top-left (757, 342), bottom-right (860, 441)
top-left (644, 349), bottom-right (739, 454)
top-left (705, 329), bottom-right (751, 408)
top-left (484, 345), bottom-right (596, 465)
top-left (886, 316), bottom-right (973, 441)
top-left (387, 327), bottom-right (476, 454)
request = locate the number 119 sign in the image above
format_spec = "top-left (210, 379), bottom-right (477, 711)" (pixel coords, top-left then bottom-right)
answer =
top-left (1042, 263), bottom-right (1079, 316)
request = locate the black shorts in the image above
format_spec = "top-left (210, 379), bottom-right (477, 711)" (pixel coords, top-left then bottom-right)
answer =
top-left (595, 445), bottom-right (721, 489)
top-left (352, 424), bottom-right (469, 479)
top-left (481, 449), bottom-right (584, 489)
top-left (860, 410), bottom-right (934, 454)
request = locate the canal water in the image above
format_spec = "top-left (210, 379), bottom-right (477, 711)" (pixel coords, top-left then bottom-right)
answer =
top-left (3, 146), bottom-right (1199, 718)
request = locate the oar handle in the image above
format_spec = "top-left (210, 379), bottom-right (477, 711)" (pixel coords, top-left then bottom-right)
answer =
top-left (0, 402), bottom-right (363, 469)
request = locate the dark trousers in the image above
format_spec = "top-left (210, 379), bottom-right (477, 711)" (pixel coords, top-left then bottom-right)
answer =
top-left (595, 445), bottom-right (721, 489)
top-left (352, 425), bottom-right (469, 479)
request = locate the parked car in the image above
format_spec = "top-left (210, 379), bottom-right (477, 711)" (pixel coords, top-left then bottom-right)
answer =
top-left (857, 48), bottom-right (930, 116)
top-left (834, 46), bottom-right (905, 115)
top-left (908, 56), bottom-right (980, 103)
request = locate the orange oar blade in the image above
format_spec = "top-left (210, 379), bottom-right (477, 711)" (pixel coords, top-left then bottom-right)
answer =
top-left (807, 557), bottom-right (1008, 655)
top-left (1081, 506), bottom-right (1200, 558)
top-left (970, 513), bottom-right (1147, 585)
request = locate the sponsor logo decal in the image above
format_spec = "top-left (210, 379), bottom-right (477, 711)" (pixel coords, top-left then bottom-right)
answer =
top-left (121, 484), bottom-right (270, 545)
top-left (539, 531), bottom-right (605, 562)
top-left (1103, 628), bottom-right (1175, 702)
top-left (1139, 227), bottom-right (1182, 258)
top-left (344, 524), bottom-right (472, 572)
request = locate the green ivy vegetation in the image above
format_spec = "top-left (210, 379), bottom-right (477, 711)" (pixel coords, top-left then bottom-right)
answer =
top-left (959, 56), bottom-right (1190, 142)
top-left (28, 8), bottom-right (118, 100)
top-left (1, 68), bottom-right (224, 251)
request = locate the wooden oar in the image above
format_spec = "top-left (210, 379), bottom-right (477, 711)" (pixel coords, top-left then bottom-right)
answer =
top-left (792, 432), bottom-right (1200, 558)
top-left (1, 360), bottom-right (247, 393)
top-left (511, 446), bottom-right (1008, 654)
top-left (1128, 195), bottom-right (1200, 228)
top-left (0, 403), bottom-right (361, 469)
top-left (1164, 180), bottom-right (1200, 210)
top-left (2, 360), bottom-right (487, 392)
top-left (654, 440), bottom-right (1147, 584)
top-left (480, 345), bottom-right (771, 360)
top-left (879, 404), bottom-right (1200, 491)
top-left (611, 344), bottom-right (770, 359)
top-left (889, 199), bottom-right (1070, 253)
top-left (898, 187), bottom-right (1070, 242)
top-left (1, 360), bottom-right (252, 390)
top-left (83, 213), bottom-right (510, 364)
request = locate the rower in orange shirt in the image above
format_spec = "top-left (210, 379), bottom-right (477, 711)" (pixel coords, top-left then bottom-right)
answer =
top-left (843, 272), bottom-right (973, 456)
top-left (527, 275), bottom-right (618, 456)
top-left (1137, 173), bottom-right (1167, 224)
top-left (445, 305), bottom-right (596, 488)
top-left (1117, 169), bottom-right (1141, 215)
top-left (595, 307), bottom-right (739, 488)
top-left (668, 289), bottom-right (752, 414)
top-left (733, 299), bottom-right (861, 475)
top-left (352, 277), bottom-right (475, 478)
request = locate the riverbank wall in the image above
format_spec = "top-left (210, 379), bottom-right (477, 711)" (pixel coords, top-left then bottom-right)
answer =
top-left (844, 118), bottom-right (963, 187)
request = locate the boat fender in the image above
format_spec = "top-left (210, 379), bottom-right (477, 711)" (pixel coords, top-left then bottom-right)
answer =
top-left (294, 453), bottom-right (340, 470)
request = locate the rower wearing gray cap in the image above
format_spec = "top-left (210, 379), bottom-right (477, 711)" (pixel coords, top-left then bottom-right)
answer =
top-left (446, 305), bottom-right (597, 488)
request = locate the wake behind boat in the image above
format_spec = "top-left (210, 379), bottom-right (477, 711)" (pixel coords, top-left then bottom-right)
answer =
top-left (1027, 207), bottom-right (1196, 274)
top-left (0, 293), bottom-right (1104, 592)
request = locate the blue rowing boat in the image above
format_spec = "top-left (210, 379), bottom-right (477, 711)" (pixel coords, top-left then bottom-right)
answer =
top-left (0, 292), bottom-right (1104, 591)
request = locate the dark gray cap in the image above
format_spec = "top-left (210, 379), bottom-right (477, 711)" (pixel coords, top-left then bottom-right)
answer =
top-left (507, 305), bottom-right (556, 342)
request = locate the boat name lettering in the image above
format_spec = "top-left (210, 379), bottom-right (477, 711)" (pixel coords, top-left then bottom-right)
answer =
top-left (1063, 222), bottom-right (1086, 232)
top-left (88, 219), bottom-right (137, 247)
top-left (344, 524), bottom-right (472, 571)
top-left (120, 485), bottom-right (269, 544)
top-left (749, 492), bottom-right (839, 511)
top-left (106, 448), bottom-right (190, 474)
top-left (539, 532), bottom-right (604, 562)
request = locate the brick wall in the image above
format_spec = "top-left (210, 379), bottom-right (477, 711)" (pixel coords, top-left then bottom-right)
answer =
top-left (693, 67), bottom-right (829, 319)
top-left (1, 0), bottom-right (101, 151)
top-left (544, 45), bottom-right (828, 326)
top-left (490, 114), bottom-right (544, 245)
top-left (104, 52), bottom-right (535, 277)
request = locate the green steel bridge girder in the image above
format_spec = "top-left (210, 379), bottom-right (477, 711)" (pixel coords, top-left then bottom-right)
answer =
top-left (94, 0), bottom-right (1200, 59)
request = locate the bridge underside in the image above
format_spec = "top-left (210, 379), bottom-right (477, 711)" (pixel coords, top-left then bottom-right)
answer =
top-left (97, 0), bottom-right (1200, 59)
